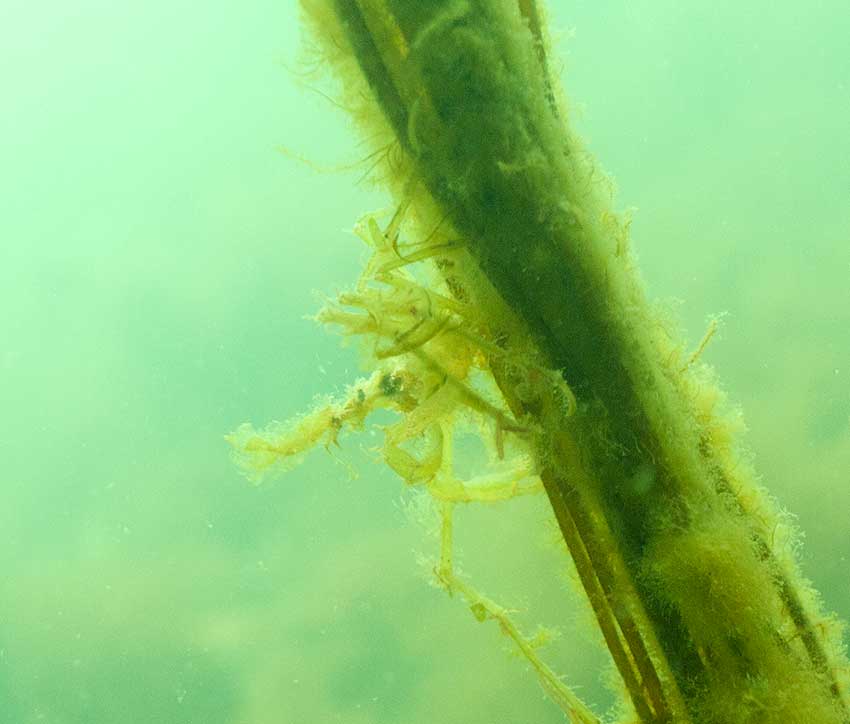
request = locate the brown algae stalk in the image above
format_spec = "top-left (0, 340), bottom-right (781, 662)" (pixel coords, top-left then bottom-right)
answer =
top-left (228, 1), bottom-right (849, 722)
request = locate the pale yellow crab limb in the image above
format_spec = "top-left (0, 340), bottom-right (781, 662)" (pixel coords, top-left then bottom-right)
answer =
top-left (428, 469), bottom-right (542, 504)
top-left (383, 381), bottom-right (459, 447)
top-left (381, 276), bottom-right (470, 317)
top-left (332, 283), bottom-right (450, 348)
top-left (435, 500), bottom-right (599, 724)
top-left (376, 239), bottom-right (466, 274)
top-left (383, 422), bottom-right (444, 485)
top-left (361, 215), bottom-right (416, 282)
top-left (679, 317), bottom-right (719, 373)
top-left (413, 351), bottom-right (525, 432)
top-left (313, 304), bottom-right (379, 337)
top-left (376, 312), bottom-right (452, 359)
top-left (226, 368), bottom-right (408, 483)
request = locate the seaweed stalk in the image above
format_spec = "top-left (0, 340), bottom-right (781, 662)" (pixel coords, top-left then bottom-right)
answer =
top-left (231, 1), bottom-right (850, 721)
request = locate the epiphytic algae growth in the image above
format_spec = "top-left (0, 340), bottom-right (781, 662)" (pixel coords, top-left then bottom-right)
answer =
top-left (229, 2), bottom-right (849, 722)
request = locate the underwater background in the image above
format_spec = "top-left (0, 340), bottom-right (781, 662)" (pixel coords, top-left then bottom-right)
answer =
top-left (1, 1), bottom-right (847, 722)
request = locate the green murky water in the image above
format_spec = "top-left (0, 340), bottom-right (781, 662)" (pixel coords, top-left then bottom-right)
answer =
top-left (1, 1), bottom-right (847, 721)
